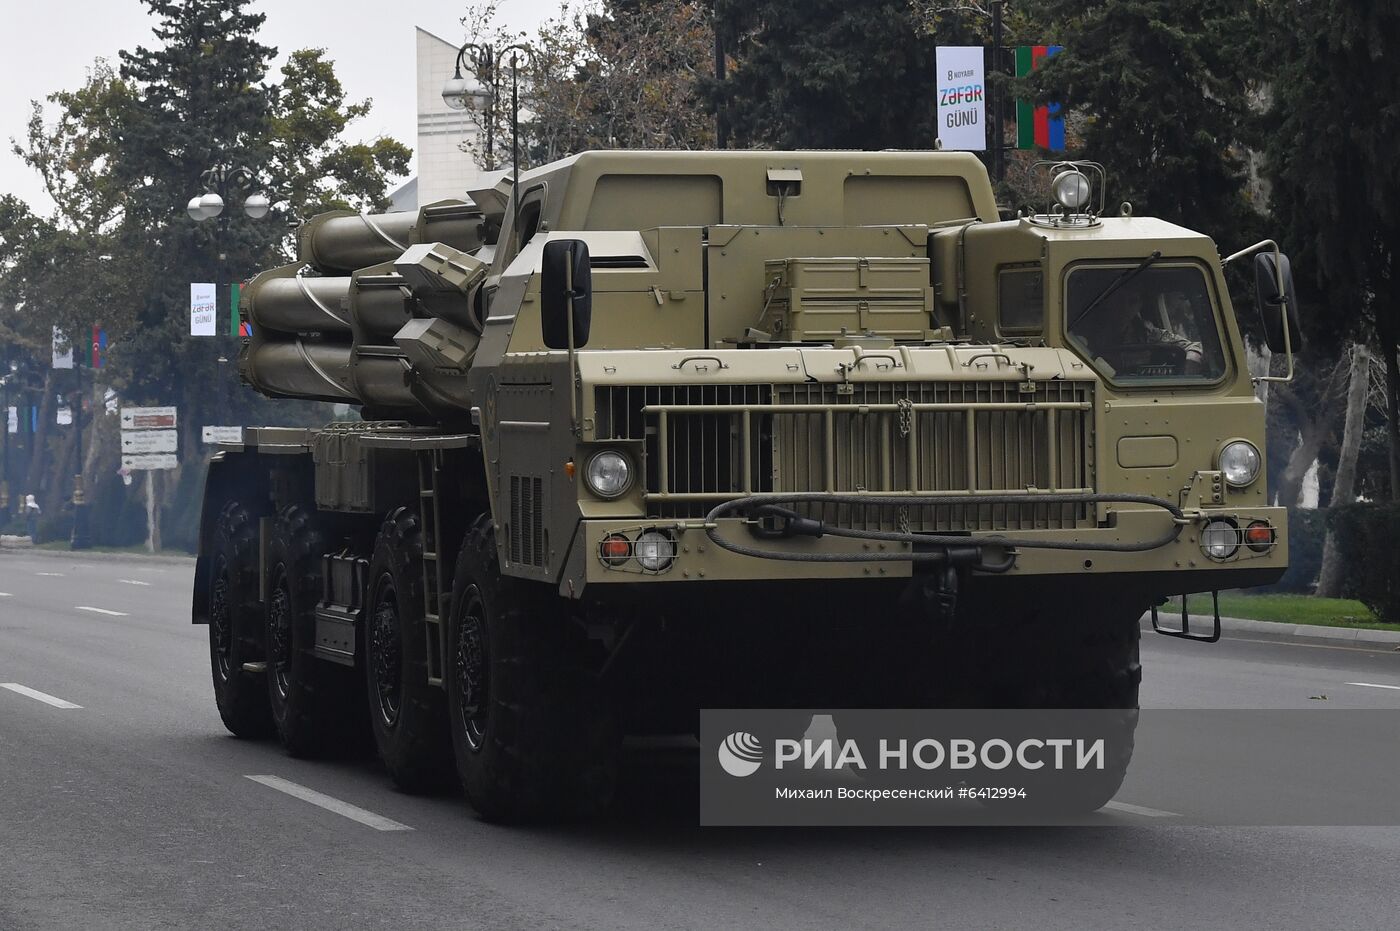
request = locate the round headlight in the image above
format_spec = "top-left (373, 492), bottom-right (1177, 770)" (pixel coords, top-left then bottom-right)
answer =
top-left (634, 530), bottom-right (676, 572)
top-left (1219, 441), bottom-right (1262, 487)
top-left (1052, 170), bottom-right (1091, 211)
top-left (585, 450), bottom-right (632, 498)
top-left (1201, 519), bottom-right (1239, 561)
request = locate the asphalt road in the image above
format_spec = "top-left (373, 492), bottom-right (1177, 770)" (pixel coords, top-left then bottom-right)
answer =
top-left (3, 549), bottom-right (1400, 930)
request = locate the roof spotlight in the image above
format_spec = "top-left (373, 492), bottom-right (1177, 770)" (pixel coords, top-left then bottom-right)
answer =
top-left (1052, 169), bottom-right (1092, 211)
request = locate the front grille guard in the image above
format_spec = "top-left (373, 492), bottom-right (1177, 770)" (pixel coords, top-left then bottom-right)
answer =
top-left (698, 492), bottom-right (1186, 567)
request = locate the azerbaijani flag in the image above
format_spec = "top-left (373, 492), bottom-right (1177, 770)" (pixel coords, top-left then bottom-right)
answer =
top-left (91, 326), bottom-right (106, 369)
top-left (1016, 45), bottom-right (1065, 151)
top-left (232, 281), bottom-right (253, 337)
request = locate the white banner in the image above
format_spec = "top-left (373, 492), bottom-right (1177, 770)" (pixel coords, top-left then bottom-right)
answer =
top-left (6, 406), bottom-right (15, 434)
top-left (936, 46), bottom-right (986, 152)
top-left (52, 326), bottom-right (73, 369)
top-left (57, 406), bottom-right (72, 426)
top-left (121, 430), bottom-right (178, 454)
top-left (191, 282), bottom-right (217, 336)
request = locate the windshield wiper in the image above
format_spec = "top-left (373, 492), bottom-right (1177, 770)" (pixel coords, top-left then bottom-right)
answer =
top-left (1069, 251), bottom-right (1163, 329)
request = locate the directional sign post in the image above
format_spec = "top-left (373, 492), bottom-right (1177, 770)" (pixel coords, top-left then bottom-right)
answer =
top-left (201, 426), bottom-right (243, 445)
top-left (121, 406), bottom-right (177, 431)
top-left (121, 431), bottom-right (179, 454)
top-left (120, 406), bottom-right (179, 554)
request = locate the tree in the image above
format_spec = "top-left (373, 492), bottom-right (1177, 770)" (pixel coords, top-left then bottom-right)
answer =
top-left (1019, 0), bottom-right (1259, 237)
top-left (1, 0), bottom-right (411, 546)
top-left (714, 0), bottom-right (940, 150)
top-left (456, 1), bottom-right (716, 172)
top-left (1262, 1), bottom-right (1400, 500)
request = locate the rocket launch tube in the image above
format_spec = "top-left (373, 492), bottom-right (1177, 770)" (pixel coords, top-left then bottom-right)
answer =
top-left (299, 200), bottom-right (485, 274)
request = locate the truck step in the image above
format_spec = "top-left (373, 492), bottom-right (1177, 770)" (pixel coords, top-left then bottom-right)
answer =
top-left (241, 661), bottom-right (268, 674)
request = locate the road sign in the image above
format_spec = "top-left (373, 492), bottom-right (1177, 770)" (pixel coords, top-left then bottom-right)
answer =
top-left (121, 406), bottom-right (178, 430)
top-left (121, 430), bottom-right (178, 454)
top-left (122, 453), bottom-right (178, 471)
top-left (201, 426), bottom-right (243, 445)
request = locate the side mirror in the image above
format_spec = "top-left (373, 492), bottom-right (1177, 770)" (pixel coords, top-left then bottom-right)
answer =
top-left (1253, 252), bottom-right (1303, 355)
top-left (541, 239), bottom-right (592, 350)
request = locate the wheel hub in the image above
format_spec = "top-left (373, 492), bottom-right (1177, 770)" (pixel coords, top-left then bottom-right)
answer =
top-left (453, 586), bottom-right (488, 751)
top-left (211, 556), bottom-right (233, 680)
top-left (369, 578), bottom-right (403, 727)
top-left (268, 573), bottom-right (293, 700)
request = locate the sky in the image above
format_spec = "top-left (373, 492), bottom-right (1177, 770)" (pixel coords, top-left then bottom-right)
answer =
top-left (0, 0), bottom-right (563, 214)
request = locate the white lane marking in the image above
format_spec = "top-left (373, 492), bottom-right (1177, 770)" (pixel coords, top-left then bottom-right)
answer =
top-left (1346, 681), bottom-right (1400, 691)
top-left (75, 606), bottom-right (129, 617)
top-left (244, 775), bottom-right (413, 832)
top-left (1, 683), bottom-right (83, 709)
top-left (118, 579), bottom-right (151, 586)
top-left (1104, 800), bottom-right (1180, 819)
top-left (35, 572), bottom-right (64, 577)
top-left (0, 592), bottom-right (11, 597)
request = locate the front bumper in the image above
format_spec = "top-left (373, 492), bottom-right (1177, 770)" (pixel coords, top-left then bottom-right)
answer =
top-left (558, 505), bottom-right (1288, 592)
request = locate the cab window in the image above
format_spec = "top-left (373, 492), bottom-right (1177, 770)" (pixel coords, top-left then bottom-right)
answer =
top-left (999, 266), bottom-right (1044, 333)
top-left (1065, 263), bottom-right (1227, 383)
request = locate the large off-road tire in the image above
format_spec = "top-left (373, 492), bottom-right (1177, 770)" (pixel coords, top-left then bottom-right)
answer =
top-left (975, 600), bottom-right (1144, 814)
top-left (208, 501), bottom-right (273, 738)
top-left (446, 514), bottom-right (621, 822)
top-left (264, 505), bottom-right (352, 757)
top-left (364, 508), bottom-right (453, 793)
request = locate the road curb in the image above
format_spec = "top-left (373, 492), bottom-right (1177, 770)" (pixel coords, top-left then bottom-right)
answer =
top-left (0, 541), bottom-right (195, 567)
top-left (1139, 612), bottom-right (1400, 646)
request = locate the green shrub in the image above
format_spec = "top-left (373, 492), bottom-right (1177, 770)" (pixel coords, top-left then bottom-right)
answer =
top-left (1325, 503), bottom-right (1400, 623)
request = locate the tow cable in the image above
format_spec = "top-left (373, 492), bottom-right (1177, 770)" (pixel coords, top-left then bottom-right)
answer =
top-left (703, 492), bottom-right (1186, 568)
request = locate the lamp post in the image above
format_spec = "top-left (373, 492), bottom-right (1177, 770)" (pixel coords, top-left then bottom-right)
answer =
top-left (442, 42), bottom-right (538, 251)
top-left (187, 165), bottom-right (275, 338)
top-left (69, 351), bottom-right (91, 549)
top-left (0, 360), bottom-right (17, 521)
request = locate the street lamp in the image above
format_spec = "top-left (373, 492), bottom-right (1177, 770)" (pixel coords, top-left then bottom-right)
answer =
top-left (0, 360), bottom-right (18, 520)
top-left (442, 42), bottom-right (538, 250)
top-left (186, 164), bottom-right (279, 338)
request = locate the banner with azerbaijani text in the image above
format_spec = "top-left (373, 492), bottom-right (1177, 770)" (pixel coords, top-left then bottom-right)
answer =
top-left (936, 47), bottom-right (986, 151)
top-left (190, 282), bottom-right (216, 336)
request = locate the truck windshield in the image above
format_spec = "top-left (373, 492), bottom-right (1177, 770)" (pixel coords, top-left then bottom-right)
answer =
top-left (1065, 264), bottom-right (1227, 382)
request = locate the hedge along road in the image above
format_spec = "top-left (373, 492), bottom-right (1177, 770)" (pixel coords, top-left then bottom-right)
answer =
top-left (1, 549), bottom-right (1399, 930)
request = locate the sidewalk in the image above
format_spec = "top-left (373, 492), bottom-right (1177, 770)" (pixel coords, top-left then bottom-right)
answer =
top-left (0, 535), bottom-right (194, 566)
top-left (1139, 611), bottom-right (1400, 647)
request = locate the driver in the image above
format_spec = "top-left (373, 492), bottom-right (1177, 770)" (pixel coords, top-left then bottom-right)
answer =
top-left (1089, 289), bottom-right (1204, 376)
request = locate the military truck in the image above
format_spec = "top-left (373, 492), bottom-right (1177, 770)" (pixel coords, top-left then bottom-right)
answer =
top-left (193, 151), bottom-right (1298, 820)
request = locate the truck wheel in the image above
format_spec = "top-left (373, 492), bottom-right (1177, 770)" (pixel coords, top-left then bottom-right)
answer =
top-left (446, 514), bottom-right (620, 821)
top-left (983, 602), bottom-right (1144, 815)
top-left (264, 506), bottom-right (349, 757)
top-left (364, 508), bottom-right (452, 792)
top-left (208, 501), bottom-right (273, 738)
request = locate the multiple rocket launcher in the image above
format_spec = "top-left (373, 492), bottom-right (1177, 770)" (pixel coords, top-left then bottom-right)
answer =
top-left (240, 198), bottom-right (494, 419)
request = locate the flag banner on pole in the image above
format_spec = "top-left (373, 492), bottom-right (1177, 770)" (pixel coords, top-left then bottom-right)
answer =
top-left (52, 326), bottom-right (74, 369)
top-left (190, 282), bottom-right (217, 336)
top-left (239, 281), bottom-right (253, 337)
top-left (92, 326), bottom-right (106, 369)
top-left (936, 46), bottom-right (987, 152)
top-left (6, 406), bottom-right (15, 435)
top-left (229, 282), bottom-right (241, 337)
top-left (1015, 45), bottom-right (1065, 151)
